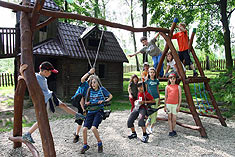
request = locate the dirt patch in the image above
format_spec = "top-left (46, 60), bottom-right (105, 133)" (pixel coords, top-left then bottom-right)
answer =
top-left (0, 109), bottom-right (235, 157)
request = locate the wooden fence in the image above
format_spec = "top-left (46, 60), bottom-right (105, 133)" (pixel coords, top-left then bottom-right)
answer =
top-left (124, 59), bottom-right (234, 73)
top-left (0, 73), bottom-right (14, 87)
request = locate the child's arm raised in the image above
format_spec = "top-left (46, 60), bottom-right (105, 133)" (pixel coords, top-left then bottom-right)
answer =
top-left (128, 51), bottom-right (143, 57)
top-left (81, 68), bottom-right (95, 83)
top-left (154, 32), bottom-right (160, 39)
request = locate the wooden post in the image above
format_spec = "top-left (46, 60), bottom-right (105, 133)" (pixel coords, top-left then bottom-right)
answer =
top-left (156, 18), bottom-right (178, 77)
top-left (20, 0), bottom-right (56, 156)
top-left (13, 78), bottom-right (26, 148)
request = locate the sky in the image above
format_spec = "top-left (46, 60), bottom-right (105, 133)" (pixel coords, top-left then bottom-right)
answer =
top-left (0, 0), bottom-right (234, 59)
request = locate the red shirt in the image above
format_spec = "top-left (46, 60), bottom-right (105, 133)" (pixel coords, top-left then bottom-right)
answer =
top-left (138, 91), bottom-right (154, 109)
top-left (166, 84), bottom-right (179, 104)
top-left (172, 30), bottom-right (189, 51)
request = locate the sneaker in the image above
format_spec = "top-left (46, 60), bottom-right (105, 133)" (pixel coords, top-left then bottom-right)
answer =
top-left (73, 133), bottom-right (79, 143)
top-left (193, 72), bottom-right (198, 77)
top-left (128, 133), bottom-right (137, 139)
top-left (168, 132), bottom-right (174, 137)
top-left (98, 145), bottom-right (103, 153)
top-left (75, 113), bottom-right (86, 120)
top-left (172, 130), bottom-right (178, 137)
top-left (22, 132), bottom-right (35, 143)
top-left (146, 127), bottom-right (153, 134)
top-left (80, 145), bottom-right (90, 154)
top-left (141, 134), bottom-right (149, 143)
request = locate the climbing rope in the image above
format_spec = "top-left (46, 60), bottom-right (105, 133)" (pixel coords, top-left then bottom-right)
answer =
top-left (202, 83), bottom-right (215, 112)
top-left (193, 83), bottom-right (203, 114)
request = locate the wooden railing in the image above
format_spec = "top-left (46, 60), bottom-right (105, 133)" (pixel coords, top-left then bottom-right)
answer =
top-left (0, 27), bottom-right (17, 58)
top-left (0, 73), bottom-right (14, 87)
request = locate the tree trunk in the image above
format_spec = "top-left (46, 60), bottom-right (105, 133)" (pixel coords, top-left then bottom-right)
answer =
top-left (130, 0), bottom-right (139, 71)
top-left (220, 0), bottom-right (233, 70)
top-left (142, 0), bottom-right (147, 63)
top-left (206, 55), bottom-right (210, 70)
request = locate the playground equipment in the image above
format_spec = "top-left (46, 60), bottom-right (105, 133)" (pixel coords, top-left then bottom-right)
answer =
top-left (0, 0), bottom-right (226, 156)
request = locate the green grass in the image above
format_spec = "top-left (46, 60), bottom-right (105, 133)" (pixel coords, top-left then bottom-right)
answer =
top-left (0, 86), bottom-right (14, 95)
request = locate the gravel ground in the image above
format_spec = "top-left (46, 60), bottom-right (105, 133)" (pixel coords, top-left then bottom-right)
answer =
top-left (0, 109), bottom-right (235, 157)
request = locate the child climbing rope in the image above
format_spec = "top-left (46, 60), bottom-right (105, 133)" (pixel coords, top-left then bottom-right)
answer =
top-left (20, 61), bottom-right (81, 143)
top-left (145, 67), bottom-right (160, 134)
top-left (127, 81), bottom-right (155, 143)
top-left (172, 23), bottom-right (198, 77)
top-left (81, 75), bottom-right (112, 154)
top-left (128, 74), bottom-right (139, 112)
top-left (164, 73), bottom-right (182, 137)
top-left (71, 68), bottom-right (95, 143)
top-left (164, 51), bottom-right (186, 78)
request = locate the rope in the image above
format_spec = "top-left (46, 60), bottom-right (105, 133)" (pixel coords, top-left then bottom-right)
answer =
top-left (193, 83), bottom-right (203, 114)
top-left (203, 83), bottom-right (215, 112)
top-left (198, 83), bottom-right (208, 113)
top-left (80, 39), bottom-right (92, 68)
top-left (93, 30), bottom-right (104, 68)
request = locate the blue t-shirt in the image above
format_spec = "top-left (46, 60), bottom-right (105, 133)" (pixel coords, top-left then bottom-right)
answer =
top-left (88, 87), bottom-right (110, 113)
top-left (35, 73), bottom-right (52, 103)
top-left (145, 78), bottom-right (160, 99)
top-left (72, 81), bottom-right (89, 99)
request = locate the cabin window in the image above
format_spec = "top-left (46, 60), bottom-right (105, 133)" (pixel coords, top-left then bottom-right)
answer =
top-left (87, 31), bottom-right (104, 50)
top-left (98, 64), bottom-right (105, 79)
top-left (39, 21), bottom-right (47, 42)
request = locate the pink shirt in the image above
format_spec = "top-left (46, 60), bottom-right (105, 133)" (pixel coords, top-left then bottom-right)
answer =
top-left (166, 84), bottom-right (179, 104)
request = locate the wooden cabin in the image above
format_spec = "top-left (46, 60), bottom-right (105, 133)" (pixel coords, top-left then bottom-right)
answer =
top-left (1, 0), bottom-right (128, 98)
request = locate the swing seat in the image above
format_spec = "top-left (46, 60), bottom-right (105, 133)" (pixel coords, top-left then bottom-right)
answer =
top-left (102, 109), bottom-right (111, 120)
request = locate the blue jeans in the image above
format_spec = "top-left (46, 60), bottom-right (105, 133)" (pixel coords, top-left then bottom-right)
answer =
top-left (152, 53), bottom-right (164, 77)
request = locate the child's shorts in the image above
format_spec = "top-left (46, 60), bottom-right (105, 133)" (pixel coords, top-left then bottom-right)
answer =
top-left (178, 49), bottom-right (192, 66)
top-left (46, 93), bottom-right (62, 113)
top-left (166, 104), bottom-right (178, 115)
top-left (83, 110), bottom-right (103, 129)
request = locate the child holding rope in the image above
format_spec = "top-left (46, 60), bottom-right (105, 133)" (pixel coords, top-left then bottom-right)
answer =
top-left (81, 75), bottom-right (112, 154)
top-left (20, 61), bottom-right (80, 143)
top-left (172, 23), bottom-right (198, 77)
top-left (71, 68), bottom-right (95, 143)
top-left (145, 67), bottom-right (160, 134)
top-left (164, 73), bottom-right (182, 137)
top-left (127, 81), bottom-right (155, 143)
top-left (128, 74), bottom-right (139, 112)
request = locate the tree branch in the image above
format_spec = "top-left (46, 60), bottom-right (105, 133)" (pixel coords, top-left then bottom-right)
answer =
top-left (35, 17), bottom-right (56, 30)
top-left (227, 7), bottom-right (235, 19)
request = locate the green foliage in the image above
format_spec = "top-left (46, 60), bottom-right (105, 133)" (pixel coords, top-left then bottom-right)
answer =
top-left (0, 58), bottom-right (14, 73)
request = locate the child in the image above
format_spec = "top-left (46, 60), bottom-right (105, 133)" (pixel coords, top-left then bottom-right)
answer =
top-left (71, 68), bottom-right (95, 143)
top-left (172, 23), bottom-right (198, 77)
top-left (128, 74), bottom-right (139, 112)
top-left (164, 73), bottom-right (182, 137)
top-left (141, 62), bottom-right (149, 81)
top-left (145, 67), bottom-right (160, 134)
top-left (81, 75), bottom-right (112, 154)
top-left (21, 61), bottom-right (80, 143)
top-left (164, 51), bottom-right (186, 78)
top-left (127, 82), bottom-right (155, 143)
top-left (128, 33), bottom-right (164, 77)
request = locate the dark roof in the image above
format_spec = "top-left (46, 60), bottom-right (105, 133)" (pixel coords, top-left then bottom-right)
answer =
top-left (33, 22), bottom-right (128, 63)
top-left (30, 0), bottom-right (61, 11)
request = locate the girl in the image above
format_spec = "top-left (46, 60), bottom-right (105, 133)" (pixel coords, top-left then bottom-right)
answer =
top-left (141, 62), bottom-right (149, 81)
top-left (145, 67), bottom-right (160, 134)
top-left (71, 68), bottom-right (95, 143)
top-left (127, 81), bottom-right (155, 143)
top-left (164, 73), bottom-right (182, 137)
top-left (164, 51), bottom-right (186, 78)
top-left (81, 75), bottom-right (112, 154)
top-left (128, 74), bottom-right (139, 112)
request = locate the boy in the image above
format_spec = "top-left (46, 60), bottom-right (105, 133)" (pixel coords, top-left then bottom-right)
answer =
top-left (172, 23), bottom-right (198, 77)
top-left (128, 33), bottom-right (164, 77)
top-left (21, 61), bottom-right (80, 143)
top-left (71, 68), bottom-right (95, 143)
top-left (127, 82), bottom-right (155, 143)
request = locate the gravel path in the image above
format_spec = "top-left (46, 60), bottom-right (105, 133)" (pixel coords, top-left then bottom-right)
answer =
top-left (0, 109), bottom-right (235, 157)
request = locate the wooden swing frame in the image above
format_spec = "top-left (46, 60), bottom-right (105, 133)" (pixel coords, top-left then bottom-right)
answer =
top-left (0, 0), bottom-right (226, 156)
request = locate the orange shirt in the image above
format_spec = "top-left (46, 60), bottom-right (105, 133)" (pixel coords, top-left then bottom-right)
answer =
top-left (172, 30), bottom-right (189, 52)
top-left (141, 71), bottom-right (148, 81)
top-left (166, 84), bottom-right (179, 104)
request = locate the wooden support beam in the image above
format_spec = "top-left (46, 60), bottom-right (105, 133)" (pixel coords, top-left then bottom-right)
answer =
top-left (13, 78), bottom-right (26, 148)
top-left (186, 77), bottom-right (210, 83)
top-left (20, 0), bottom-right (56, 156)
top-left (31, 0), bottom-right (46, 30)
top-left (9, 136), bottom-right (39, 157)
top-left (35, 17), bottom-right (56, 31)
top-left (156, 19), bottom-right (177, 77)
top-left (157, 117), bottom-right (201, 130)
top-left (0, 0), bottom-right (170, 33)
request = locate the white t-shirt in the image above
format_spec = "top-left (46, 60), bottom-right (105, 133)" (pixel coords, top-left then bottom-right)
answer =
top-left (167, 59), bottom-right (186, 72)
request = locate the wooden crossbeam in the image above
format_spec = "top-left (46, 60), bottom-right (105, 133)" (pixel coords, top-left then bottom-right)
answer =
top-left (180, 110), bottom-right (226, 120)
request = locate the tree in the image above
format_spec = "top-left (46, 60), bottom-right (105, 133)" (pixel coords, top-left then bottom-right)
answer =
top-left (148, 0), bottom-right (235, 70)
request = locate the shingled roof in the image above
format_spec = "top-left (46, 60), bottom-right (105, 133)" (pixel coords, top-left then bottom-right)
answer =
top-left (30, 0), bottom-right (61, 11)
top-left (33, 22), bottom-right (128, 63)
